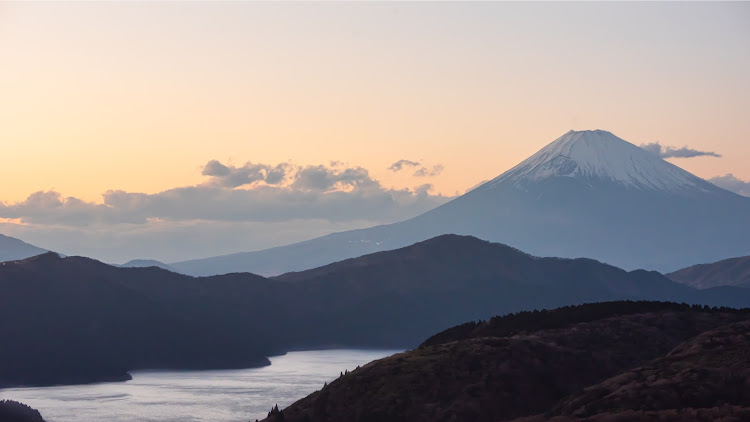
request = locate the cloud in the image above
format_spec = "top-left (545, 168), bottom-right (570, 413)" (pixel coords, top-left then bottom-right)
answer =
top-left (413, 164), bottom-right (444, 177)
top-left (413, 184), bottom-right (434, 195)
top-left (0, 191), bottom-right (121, 227)
top-left (0, 161), bottom-right (453, 227)
top-left (202, 160), bottom-right (382, 192)
top-left (291, 165), bottom-right (380, 191)
top-left (0, 159), bottom-right (457, 262)
top-left (388, 159), bottom-right (421, 172)
top-left (202, 160), bottom-right (291, 188)
top-left (388, 160), bottom-right (444, 177)
top-left (708, 174), bottom-right (750, 197)
top-left (640, 142), bottom-right (721, 159)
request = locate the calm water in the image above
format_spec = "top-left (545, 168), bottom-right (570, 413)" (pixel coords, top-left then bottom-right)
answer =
top-left (0, 349), bottom-right (399, 422)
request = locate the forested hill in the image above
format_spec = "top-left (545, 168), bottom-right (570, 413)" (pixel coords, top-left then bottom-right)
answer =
top-left (262, 301), bottom-right (750, 422)
top-left (0, 400), bottom-right (46, 422)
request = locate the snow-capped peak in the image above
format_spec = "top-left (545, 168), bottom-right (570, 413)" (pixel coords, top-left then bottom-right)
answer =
top-left (483, 130), bottom-right (714, 193)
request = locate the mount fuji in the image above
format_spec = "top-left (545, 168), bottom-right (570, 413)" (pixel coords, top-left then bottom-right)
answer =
top-left (171, 130), bottom-right (750, 276)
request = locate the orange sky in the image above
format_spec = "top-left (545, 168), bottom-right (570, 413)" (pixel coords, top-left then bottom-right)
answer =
top-left (1, 2), bottom-right (749, 203)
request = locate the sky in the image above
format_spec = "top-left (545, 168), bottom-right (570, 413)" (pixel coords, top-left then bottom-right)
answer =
top-left (1, 2), bottom-right (749, 263)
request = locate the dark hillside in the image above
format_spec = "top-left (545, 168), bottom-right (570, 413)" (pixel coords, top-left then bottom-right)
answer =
top-left (517, 319), bottom-right (750, 421)
top-left (0, 253), bottom-right (272, 387)
top-left (0, 400), bottom-right (45, 422)
top-left (4, 236), bottom-right (750, 387)
top-left (262, 302), bottom-right (749, 422)
top-left (420, 301), bottom-right (742, 347)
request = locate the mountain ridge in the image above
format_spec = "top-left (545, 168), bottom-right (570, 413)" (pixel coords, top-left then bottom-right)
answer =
top-left (170, 130), bottom-right (750, 276)
top-left (668, 255), bottom-right (750, 289)
top-left (5, 234), bottom-right (750, 388)
top-left (481, 129), bottom-right (721, 194)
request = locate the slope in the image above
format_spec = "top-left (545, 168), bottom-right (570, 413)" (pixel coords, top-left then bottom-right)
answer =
top-left (668, 255), bottom-right (750, 289)
top-left (530, 318), bottom-right (750, 421)
top-left (0, 234), bottom-right (47, 263)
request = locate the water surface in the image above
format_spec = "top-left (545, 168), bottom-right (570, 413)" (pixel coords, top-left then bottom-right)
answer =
top-left (0, 349), bottom-right (398, 422)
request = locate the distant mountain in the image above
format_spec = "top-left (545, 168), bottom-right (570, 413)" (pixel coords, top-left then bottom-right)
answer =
top-left (261, 302), bottom-right (750, 422)
top-left (0, 234), bottom-right (47, 263)
top-left (3, 235), bottom-right (750, 388)
top-left (171, 130), bottom-right (750, 276)
top-left (120, 259), bottom-right (176, 272)
top-left (668, 255), bottom-right (750, 289)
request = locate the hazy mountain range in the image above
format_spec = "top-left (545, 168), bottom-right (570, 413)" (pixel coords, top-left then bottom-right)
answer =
top-left (168, 130), bottom-right (750, 276)
top-left (3, 130), bottom-right (749, 278)
top-left (3, 234), bottom-right (750, 388)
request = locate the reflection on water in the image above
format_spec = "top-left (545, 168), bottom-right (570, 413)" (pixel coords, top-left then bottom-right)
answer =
top-left (0, 349), bottom-right (399, 422)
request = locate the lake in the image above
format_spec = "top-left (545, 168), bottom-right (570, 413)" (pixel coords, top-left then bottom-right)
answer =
top-left (0, 349), bottom-right (399, 422)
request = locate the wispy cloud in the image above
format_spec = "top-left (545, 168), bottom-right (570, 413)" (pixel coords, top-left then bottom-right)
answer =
top-left (388, 159), bottom-right (421, 172)
top-left (640, 142), bottom-right (721, 159)
top-left (413, 164), bottom-right (444, 177)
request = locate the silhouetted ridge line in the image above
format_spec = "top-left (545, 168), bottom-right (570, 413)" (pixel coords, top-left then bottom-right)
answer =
top-left (420, 300), bottom-right (750, 347)
top-left (0, 400), bottom-right (46, 422)
top-left (3, 235), bottom-right (750, 388)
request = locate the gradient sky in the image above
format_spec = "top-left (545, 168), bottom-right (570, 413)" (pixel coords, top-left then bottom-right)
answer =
top-left (1, 2), bottom-right (749, 262)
